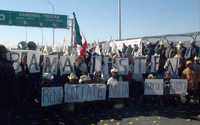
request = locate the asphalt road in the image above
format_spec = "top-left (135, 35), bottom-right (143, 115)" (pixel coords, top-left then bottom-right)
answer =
top-left (12, 102), bottom-right (200, 125)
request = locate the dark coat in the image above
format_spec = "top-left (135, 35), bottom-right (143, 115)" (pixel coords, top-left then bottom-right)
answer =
top-left (0, 59), bottom-right (16, 110)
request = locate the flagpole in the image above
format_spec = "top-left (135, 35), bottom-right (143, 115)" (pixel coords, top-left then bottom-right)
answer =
top-left (118, 0), bottom-right (122, 40)
top-left (70, 18), bottom-right (74, 47)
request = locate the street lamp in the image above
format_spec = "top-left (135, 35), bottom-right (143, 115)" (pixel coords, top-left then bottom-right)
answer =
top-left (47, 0), bottom-right (55, 47)
top-left (118, 0), bottom-right (122, 41)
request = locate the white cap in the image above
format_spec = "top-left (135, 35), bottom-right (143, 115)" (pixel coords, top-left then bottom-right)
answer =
top-left (178, 41), bottom-right (183, 44)
top-left (111, 68), bottom-right (118, 73)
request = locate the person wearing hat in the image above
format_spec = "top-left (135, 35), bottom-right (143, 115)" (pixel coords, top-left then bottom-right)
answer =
top-left (68, 73), bottom-right (78, 84)
top-left (79, 75), bottom-right (91, 84)
top-left (182, 60), bottom-right (200, 103)
top-left (165, 42), bottom-right (177, 58)
top-left (176, 41), bottom-right (186, 58)
top-left (0, 44), bottom-right (16, 124)
top-left (107, 68), bottom-right (119, 85)
top-left (185, 40), bottom-right (199, 60)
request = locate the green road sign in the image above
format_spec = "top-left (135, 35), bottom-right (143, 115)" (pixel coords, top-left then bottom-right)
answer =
top-left (0, 10), bottom-right (68, 29)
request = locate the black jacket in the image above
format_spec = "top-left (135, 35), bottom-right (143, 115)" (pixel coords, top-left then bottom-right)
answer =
top-left (0, 59), bottom-right (16, 110)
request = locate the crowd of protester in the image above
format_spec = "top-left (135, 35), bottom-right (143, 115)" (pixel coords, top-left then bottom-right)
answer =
top-left (0, 40), bottom-right (200, 122)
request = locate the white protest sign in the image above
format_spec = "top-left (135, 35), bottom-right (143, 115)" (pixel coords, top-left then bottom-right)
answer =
top-left (10, 50), bottom-right (22, 73)
top-left (144, 79), bottom-right (164, 95)
top-left (60, 56), bottom-right (75, 75)
top-left (90, 56), bottom-right (102, 73)
top-left (134, 56), bottom-right (146, 74)
top-left (95, 56), bottom-right (102, 72)
top-left (64, 84), bottom-right (106, 103)
top-left (27, 51), bottom-right (41, 73)
top-left (115, 58), bottom-right (129, 75)
top-left (151, 55), bottom-right (160, 73)
top-left (164, 57), bottom-right (180, 76)
top-left (170, 79), bottom-right (188, 95)
top-left (109, 82), bottom-right (129, 98)
top-left (43, 55), bottom-right (59, 75)
top-left (41, 87), bottom-right (63, 107)
top-left (102, 57), bottom-right (112, 80)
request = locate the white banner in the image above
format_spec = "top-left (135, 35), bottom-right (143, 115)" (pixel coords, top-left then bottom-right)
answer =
top-left (41, 87), bottom-right (63, 107)
top-left (109, 82), bottom-right (129, 98)
top-left (43, 55), bottom-right (59, 75)
top-left (64, 84), bottom-right (106, 103)
top-left (170, 79), bottom-right (188, 95)
top-left (144, 79), bottom-right (164, 95)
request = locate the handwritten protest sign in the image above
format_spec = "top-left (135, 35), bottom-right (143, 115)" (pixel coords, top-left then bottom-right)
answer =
top-left (27, 51), bottom-right (41, 73)
top-left (151, 55), bottom-right (160, 73)
top-left (170, 79), bottom-right (188, 95)
top-left (90, 56), bottom-right (102, 73)
top-left (164, 57), bottom-right (180, 76)
top-left (144, 79), bottom-right (164, 95)
top-left (60, 56), bottom-right (75, 75)
top-left (43, 55), bottom-right (59, 75)
top-left (109, 82), bottom-right (129, 98)
top-left (10, 50), bottom-right (22, 73)
top-left (64, 84), bottom-right (106, 103)
top-left (41, 87), bottom-right (63, 107)
top-left (102, 57), bottom-right (112, 79)
top-left (134, 56), bottom-right (146, 74)
top-left (115, 58), bottom-right (129, 75)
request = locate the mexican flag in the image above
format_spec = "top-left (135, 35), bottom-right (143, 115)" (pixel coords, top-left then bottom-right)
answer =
top-left (73, 12), bottom-right (82, 46)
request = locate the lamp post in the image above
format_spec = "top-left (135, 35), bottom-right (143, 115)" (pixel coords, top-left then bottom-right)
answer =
top-left (47, 0), bottom-right (55, 47)
top-left (118, 0), bottom-right (122, 41)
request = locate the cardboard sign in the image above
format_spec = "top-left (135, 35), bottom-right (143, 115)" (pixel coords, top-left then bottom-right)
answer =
top-left (43, 55), bottom-right (59, 75)
top-left (144, 79), bottom-right (164, 95)
top-left (41, 87), bottom-right (63, 107)
top-left (64, 84), bottom-right (106, 103)
top-left (109, 82), bottom-right (129, 98)
top-left (134, 56), bottom-right (146, 74)
top-left (170, 79), bottom-right (188, 95)
top-left (115, 58), bottom-right (129, 75)
top-left (60, 56), bottom-right (75, 75)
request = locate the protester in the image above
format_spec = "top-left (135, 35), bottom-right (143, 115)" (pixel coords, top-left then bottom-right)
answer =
top-left (0, 44), bottom-right (16, 125)
top-left (107, 68), bottom-right (119, 85)
top-left (185, 41), bottom-right (199, 60)
top-left (165, 42), bottom-right (177, 58)
top-left (182, 60), bottom-right (200, 103)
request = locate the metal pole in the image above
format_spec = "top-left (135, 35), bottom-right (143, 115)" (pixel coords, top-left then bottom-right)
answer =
top-left (47, 0), bottom-right (55, 47)
top-left (118, 0), bottom-right (122, 40)
top-left (70, 18), bottom-right (74, 47)
top-left (26, 27), bottom-right (28, 42)
top-left (41, 28), bottom-right (44, 46)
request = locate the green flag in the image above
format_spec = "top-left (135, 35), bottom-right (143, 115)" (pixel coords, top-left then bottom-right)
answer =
top-left (73, 12), bottom-right (82, 46)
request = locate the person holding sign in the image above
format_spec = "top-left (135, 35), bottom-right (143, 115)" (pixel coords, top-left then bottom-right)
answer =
top-left (107, 68), bottom-right (119, 85)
